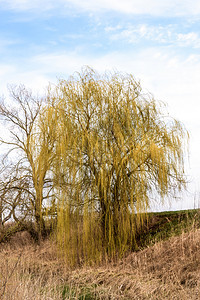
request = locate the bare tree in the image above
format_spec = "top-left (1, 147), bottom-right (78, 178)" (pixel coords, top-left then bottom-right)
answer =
top-left (0, 85), bottom-right (56, 241)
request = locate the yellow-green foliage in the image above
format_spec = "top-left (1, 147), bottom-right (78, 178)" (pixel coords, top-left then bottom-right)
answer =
top-left (26, 102), bottom-right (58, 237)
top-left (44, 67), bottom-right (188, 265)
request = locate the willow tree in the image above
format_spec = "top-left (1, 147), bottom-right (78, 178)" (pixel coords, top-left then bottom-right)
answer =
top-left (48, 67), bottom-right (188, 263)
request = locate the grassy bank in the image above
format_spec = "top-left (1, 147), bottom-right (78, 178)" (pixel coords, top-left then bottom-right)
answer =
top-left (136, 208), bottom-right (200, 248)
top-left (0, 209), bottom-right (199, 299)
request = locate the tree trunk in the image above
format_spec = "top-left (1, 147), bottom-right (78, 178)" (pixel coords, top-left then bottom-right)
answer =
top-left (35, 194), bottom-right (45, 243)
top-left (0, 200), bottom-right (3, 231)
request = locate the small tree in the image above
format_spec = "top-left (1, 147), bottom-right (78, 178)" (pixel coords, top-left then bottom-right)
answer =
top-left (47, 67), bottom-right (188, 263)
top-left (0, 85), bottom-right (57, 241)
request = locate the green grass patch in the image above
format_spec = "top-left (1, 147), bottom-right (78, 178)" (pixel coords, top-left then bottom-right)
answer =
top-left (135, 209), bottom-right (200, 249)
top-left (58, 284), bottom-right (97, 300)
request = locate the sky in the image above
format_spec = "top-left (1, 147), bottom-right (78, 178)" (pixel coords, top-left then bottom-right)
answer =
top-left (0, 0), bottom-right (200, 211)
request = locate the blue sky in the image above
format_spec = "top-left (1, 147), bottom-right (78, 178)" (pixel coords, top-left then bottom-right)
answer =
top-left (1, 0), bottom-right (200, 211)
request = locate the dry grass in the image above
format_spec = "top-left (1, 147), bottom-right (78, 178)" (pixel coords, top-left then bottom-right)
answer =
top-left (0, 226), bottom-right (200, 299)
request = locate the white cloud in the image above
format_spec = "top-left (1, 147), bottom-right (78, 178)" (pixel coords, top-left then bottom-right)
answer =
top-left (177, 32), bottom-right (200, 48)
top-left (1, 0), bottom-right (200, 16)
top-left (106, 24), bottom-right (200, 48)
top-left (0, 65), bottom-right (50, 97)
